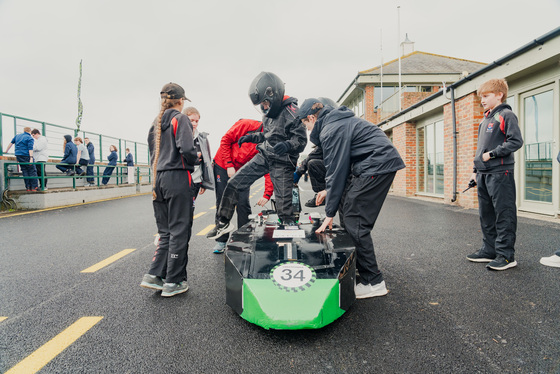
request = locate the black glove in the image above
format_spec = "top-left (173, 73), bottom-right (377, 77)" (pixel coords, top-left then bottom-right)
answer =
top-left (238, 134), bottom-right (258, 147)
top-left (273, 141), bottom-right (291, 156)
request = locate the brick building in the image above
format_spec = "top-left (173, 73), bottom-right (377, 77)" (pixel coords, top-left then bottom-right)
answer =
top-left (371, 27), bottom-right (560, 216)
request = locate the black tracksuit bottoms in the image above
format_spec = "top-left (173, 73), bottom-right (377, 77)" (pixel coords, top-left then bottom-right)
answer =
top-left (476, 171), bottom-right (517, 261)
top-left (343, 172), bottom-right (396, 286)
top-left (149, 170), bottom-right (193, 284)
top-left (213, 163), bottom-right (251, 243)
top-left (307, 158), bottom-right (326, 193)
top-left (217, 152), bottom-right (294, 222)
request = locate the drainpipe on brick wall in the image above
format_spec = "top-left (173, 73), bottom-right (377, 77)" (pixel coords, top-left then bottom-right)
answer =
top-left (450, 87), bottom-right (458, 202)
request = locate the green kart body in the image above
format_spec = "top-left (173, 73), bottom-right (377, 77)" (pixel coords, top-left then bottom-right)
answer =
top-left (225, 212), bottom-right (356, 330)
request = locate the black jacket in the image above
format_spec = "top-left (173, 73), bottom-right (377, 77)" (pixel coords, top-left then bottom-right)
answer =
top-left (319, 106), bottom-right (405, 217)
top-left (148, 109), bottom-right (197, 172)
top-left (473, 103), bottom-right (523, 173)
top-left (254, 96), bottom-right (307, 162)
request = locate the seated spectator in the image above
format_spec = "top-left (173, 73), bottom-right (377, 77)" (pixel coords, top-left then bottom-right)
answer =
top-left (56, 135), bottom-right (77, 176)
top-left (102, 145), bottom-right (118, 185)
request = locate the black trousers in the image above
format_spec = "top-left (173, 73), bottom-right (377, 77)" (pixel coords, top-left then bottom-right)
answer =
top-left (213, 163), bottom-right (251, 243)
top-left (476, 171), bottom-right (517, 261)
top-left (343, 172), bottom-right (396, 286)
top-left (217, 152), bottom-right (295, 222)
top-left (101, 166), bottom-right (115, 185)
top-left (75, 159), bottom-right (89, 175)
top-left (307, 158), bottom-right (326, 193)
top-left (149, 170), bottom-right (193, 284)
top-left (86, 161), bottom-right (95, 183)
top-left (35, 161), bottom-right (47, 188)
top-left (17, 155), bottom-right (38, 189)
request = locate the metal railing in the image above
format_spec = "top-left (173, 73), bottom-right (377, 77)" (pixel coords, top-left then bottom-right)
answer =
top-left (0, 112), bottom-right (150, 165)
top-left (4, 161), bottom-right (152, 191)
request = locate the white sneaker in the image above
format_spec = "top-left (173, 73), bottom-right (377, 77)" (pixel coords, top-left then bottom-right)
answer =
top-left (540, 254), bottom-right (560, 268)
top-left (355, 281), bottom-right (388, 299)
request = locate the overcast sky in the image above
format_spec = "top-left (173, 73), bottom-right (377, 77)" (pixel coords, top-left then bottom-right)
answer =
top-left (1, 0), bottom-right (559, 154)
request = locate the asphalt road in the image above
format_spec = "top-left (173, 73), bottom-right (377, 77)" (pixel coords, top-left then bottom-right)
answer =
top-left (1, 178), bottom-right (559, 373)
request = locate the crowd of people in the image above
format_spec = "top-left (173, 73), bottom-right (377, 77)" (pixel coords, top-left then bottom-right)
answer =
top-left (138, 75), bottom-right (560, 300)
top-left (4, 129), bottom-right (135, 189)
top-left (7, 74), bottom-right (557, 302)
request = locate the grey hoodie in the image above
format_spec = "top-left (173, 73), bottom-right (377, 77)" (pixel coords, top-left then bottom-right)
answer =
top-left (147, 109), bottom-right (197, 172)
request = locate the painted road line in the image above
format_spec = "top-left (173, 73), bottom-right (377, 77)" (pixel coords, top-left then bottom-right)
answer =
top-left (5, 316), bottom-right (103, 374)
top-left (0, 317), bottom-right (7, 323)
top-left (193, 211), bottom-right (206, 219)
top-left (81, 248), bottom-right (137, 273)
top-left (197, 224), bottom-right (215, 236)
top-left (210, 206), bottom-right (216, 209)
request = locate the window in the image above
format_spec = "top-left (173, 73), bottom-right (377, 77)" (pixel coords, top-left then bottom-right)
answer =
top-left (418, 120), bottom-right (444, 195)
top-left (523, 89), bottom-right (554, 203)
top-left (374, 86), bottom-right (398, 108)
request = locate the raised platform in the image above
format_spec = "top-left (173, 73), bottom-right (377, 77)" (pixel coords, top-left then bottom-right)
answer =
top-left (9, 183), bottom-right (152, 209)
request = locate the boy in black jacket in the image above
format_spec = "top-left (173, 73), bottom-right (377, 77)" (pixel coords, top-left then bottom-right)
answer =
top-left (467, 78), bottom-right (523, 271)
top-left (298, 98), bottom-right (405, 299)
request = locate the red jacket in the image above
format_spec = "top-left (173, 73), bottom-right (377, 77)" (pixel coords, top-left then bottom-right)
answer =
top-left (214, 118), bottom-right (273, 199)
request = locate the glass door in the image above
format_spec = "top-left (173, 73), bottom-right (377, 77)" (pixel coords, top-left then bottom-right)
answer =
top-left (520, 85), bottom-right (555, 214)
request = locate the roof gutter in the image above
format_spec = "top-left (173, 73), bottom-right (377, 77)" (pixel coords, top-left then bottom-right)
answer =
top-left (377, 26), bottom-right (560, 127)
top-left (337, 74), bottom-right (360, 103)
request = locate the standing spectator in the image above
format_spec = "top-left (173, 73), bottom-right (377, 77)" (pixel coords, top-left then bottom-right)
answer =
top-left (211, 118), bottom-right (274, 253)
top-left (84, 137), bottom-right (96, 186)
top-left (466, 79), bottom-right (523, 271)
top-left (183, 107), bottom-right (214, 214)
top-left (123, 148), bottom-right (135, 184)
top-left (74, 137), bottom-right (89, 177)
top-left (101, 145), bottom-right (118, 185)
top-left (4, 127), bottom-right (38, 191)
top-left (56, 135), bottom-right (77, 176)
top-left (140, 82), bottom-right (197, 297)
top-left (539, 151), bottom-right (560, 268)
top-left (31, 129), bottom-right (48, 190)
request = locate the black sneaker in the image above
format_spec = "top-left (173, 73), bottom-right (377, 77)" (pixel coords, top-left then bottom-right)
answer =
top-left (466, 251), bottom-right (495, 263)
top-left (304, 194), bottom-right (325, 207)
top-left (486, 256), bottom-right (517, 271)
top-left (305, 195), bottom-right (318, 207)
top-left (206, 221), bottom-right (234, 240)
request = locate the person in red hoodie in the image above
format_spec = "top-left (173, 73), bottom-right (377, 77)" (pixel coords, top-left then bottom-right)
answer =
top-left (211, 118), bottom-right (274, 253)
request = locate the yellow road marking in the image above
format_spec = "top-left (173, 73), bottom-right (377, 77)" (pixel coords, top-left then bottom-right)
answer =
top-left (197, 224), bottom-right (215, 236)
top-left (0, 317), bottom-right (7, 323)
top-left (5, 316), bottom-right (103, 374)
top-left (193, 211), bottom-right (206, 219)
top-left (210, 206), bottom-right (216, 210)
top-left (0, 193), bottom-right (151, 219)
top-left (81, 249), bottom-right (136, 273)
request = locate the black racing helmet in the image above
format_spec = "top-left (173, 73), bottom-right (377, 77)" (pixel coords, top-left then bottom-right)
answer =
top-left (248, 72), bottom-right (285, 117)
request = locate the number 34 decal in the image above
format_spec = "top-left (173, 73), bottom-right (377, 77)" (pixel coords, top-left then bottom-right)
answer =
top-left (271, 262), bottom-right (316, 292)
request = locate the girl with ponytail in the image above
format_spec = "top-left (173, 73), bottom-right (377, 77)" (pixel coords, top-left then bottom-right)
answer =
top-left (140, 83), bottom-right (198, 297)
